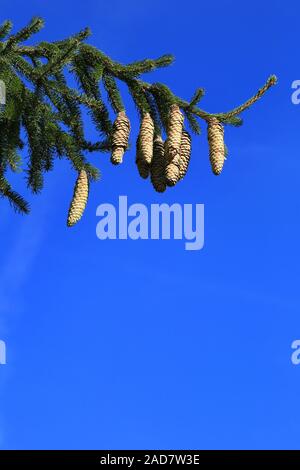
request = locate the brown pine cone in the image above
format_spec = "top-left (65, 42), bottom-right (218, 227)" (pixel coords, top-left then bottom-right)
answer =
top-left (136, 159), bottom-right (150, 179)
top-left (179, 130), bottom-right (191, 180)
top-left (136, 137), bottom-right (150, 179)
top-left (150, 135), bottom-right (167, 193)
top-left (165, 153), bottom-right (181, 187)
top-left (138, 113), bottom-right (154, 165)
top-left (207, 117), bottom-right (225, 175)
top-left (111, 111), bottom-right (131, 165)
top-left (165, 104), bottom-right (184, 161)
top-left (67, 169), bottom-right (89, 227)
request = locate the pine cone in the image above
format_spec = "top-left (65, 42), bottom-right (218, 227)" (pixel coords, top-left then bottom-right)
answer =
top-left (136, 137), bottom-right (150, 179)
top-left (207, 117), bottom-right (225, 175)
top-left (135, 113), bottom-right (154, 179)
top-left (165, 104), bottom-right (184, 161)
top-left (67, 169), bottom-right (89, 227)
top-left (111, 111), bottom-right (131, 165)
top-left (150, 135), bottom-right (166, 193)
top-left (179, 130), bottom-right (191, 180)
top-left (138, 113), bottom-right (154, 165)
top-left (136, 160), bottom-right (150, 179)
top-left (165, 154), bottom-right (181, 187)
top-left (165, 130), bottom-right (191, 186)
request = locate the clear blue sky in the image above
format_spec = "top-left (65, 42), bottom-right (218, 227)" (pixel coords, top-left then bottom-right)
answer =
top-left (0, 0), bottom-right (300, 450)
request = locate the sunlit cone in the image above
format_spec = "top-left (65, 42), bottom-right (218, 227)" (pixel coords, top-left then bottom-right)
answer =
top-left (179, 130), bottom-right (191, 180)
top-left (67, 169), bottom-right (89, 227)
top-left (138, 113), bottom-right (154, 165)
top-left (207, 117), bottom-right (225, 175)
top-left (136, 137), bottom-right (150, 179)
top-left (111, 146), bottom-right (125, 164)
top-left (165, 154), bottom-right (181, 187)
top-left (165, 104), bottom-right (184, 161)
top-left (111, 111), bottom-right (131, 165)
top-left (150, 135), bottom-right (166, 193)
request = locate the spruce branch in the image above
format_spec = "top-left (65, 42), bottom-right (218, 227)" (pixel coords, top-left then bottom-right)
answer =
top-left (3, 17), bottom-right (44, 51)
top-left (217, 75), bottom-right (277, 119)
top-left (0, 175), bottom-right (30, 214)
top-left (188, 88), bottom-right (205, 108)
top-left (0, 17), bottom-right (277, 221)
top-left (0, 20), bottom-right (13, 41)
top-left (102, 72), bottom-right (124, 113)
top-left (138, 75), bottom-right (277, 124)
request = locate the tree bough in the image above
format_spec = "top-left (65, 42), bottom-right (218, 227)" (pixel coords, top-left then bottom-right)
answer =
top-left (0, 17), bottom-right (277, 224)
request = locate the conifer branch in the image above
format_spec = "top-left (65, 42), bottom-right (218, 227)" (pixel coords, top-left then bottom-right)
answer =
top-left (0, 17), bottom-right (277, 221)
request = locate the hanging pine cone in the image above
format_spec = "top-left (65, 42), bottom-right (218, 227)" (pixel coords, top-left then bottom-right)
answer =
top-left (138, 113), bottom-right (154, 165)
top-left (136, 136), bottom-right (150, 179)
top-left (165, 154), bottom-right (181, 187)
top-left (136, 159), bottom-right (150, 179)
top-left (207, 117), bottom-right (225, 175)
top-left (179, 130), bottom-right (192, 180)
top-left (150, 135), bottom-right (167, 193)
top-left (67, 169), bottom-right (89, 227)
top-left (111, 111), bottom-right (130, 165)
top-left (165, 130), bottom-right (192, 186)
top-left (165, 104), bottom-right (184, 161)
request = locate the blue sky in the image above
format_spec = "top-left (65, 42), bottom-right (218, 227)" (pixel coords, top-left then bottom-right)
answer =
top-left (0, 0), bottom-right (300, 450)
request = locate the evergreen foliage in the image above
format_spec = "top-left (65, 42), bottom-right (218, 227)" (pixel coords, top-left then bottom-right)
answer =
top-left (0, 18), bottom-right (277, 223)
